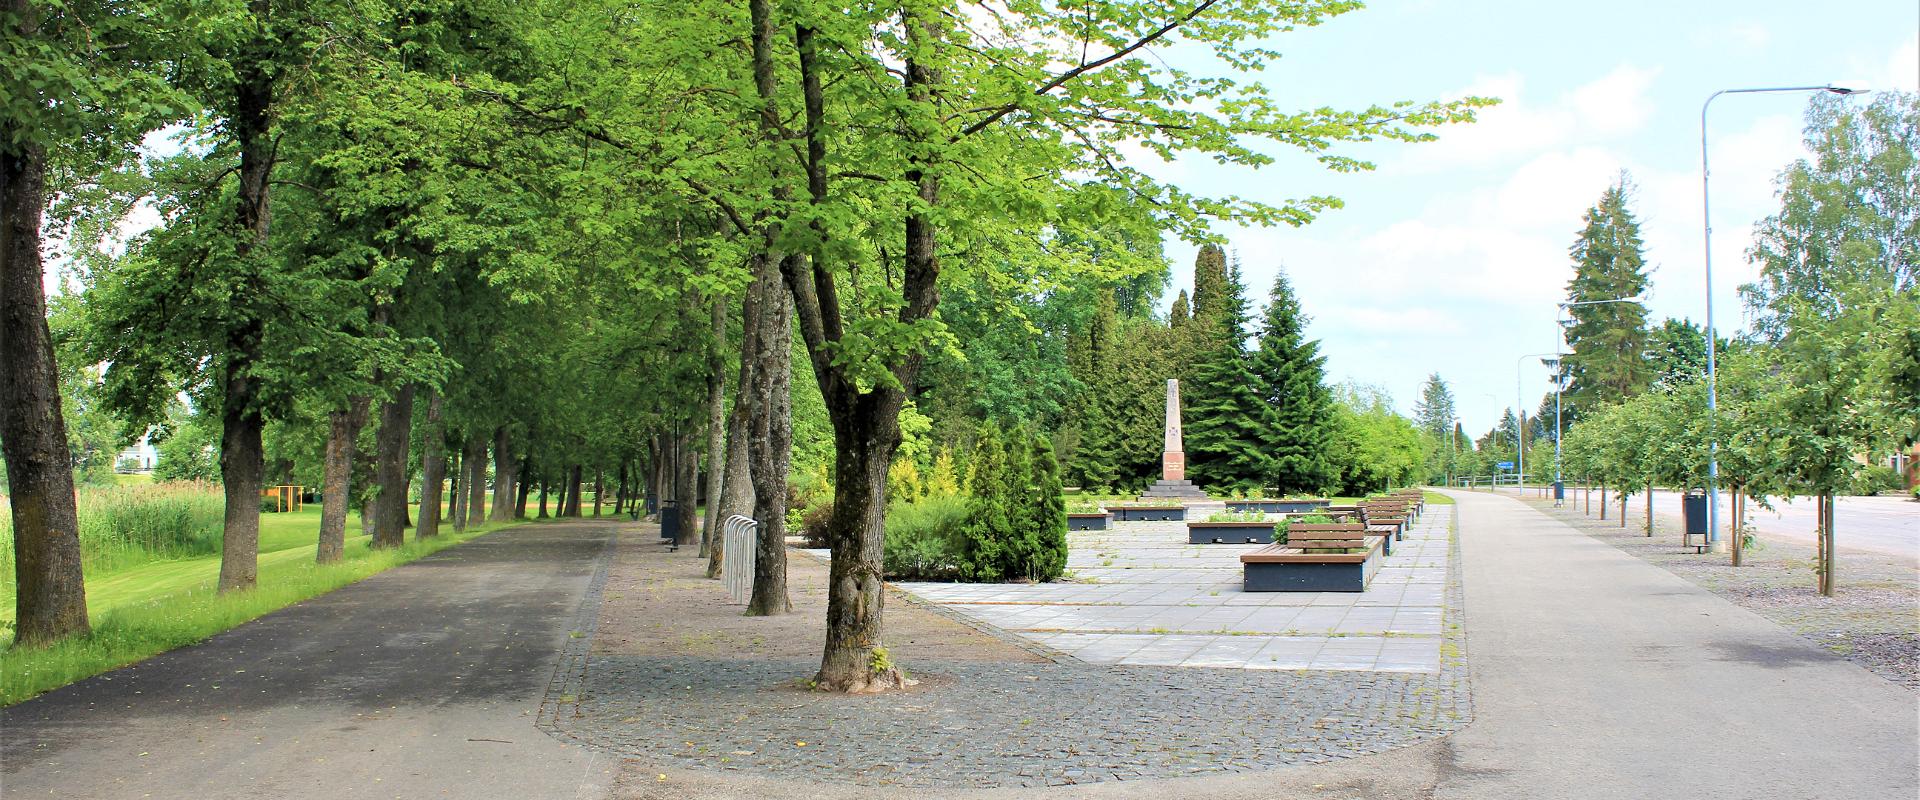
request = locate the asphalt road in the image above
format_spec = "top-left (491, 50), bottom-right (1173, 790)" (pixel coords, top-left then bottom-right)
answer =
top-left (0, 520), bottom-right (619, 800)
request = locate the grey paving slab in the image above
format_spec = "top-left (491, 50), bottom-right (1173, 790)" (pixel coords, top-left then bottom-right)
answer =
top-left (894, 504), bottom-right (1456, 672)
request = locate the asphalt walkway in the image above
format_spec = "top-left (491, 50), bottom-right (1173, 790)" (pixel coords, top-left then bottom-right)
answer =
top-left (1434, 488), bottom-right (1917, 799)
top-left (0, 520), bottom-right (619, 800)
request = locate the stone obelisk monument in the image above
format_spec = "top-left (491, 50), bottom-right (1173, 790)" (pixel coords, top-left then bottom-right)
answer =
top-left (1142, 379), bottom-right (1207, 498)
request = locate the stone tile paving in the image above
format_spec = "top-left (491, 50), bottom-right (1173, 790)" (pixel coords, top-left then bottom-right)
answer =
top-left (541, 504), bottom-right (1474, 788)
top-left (894, 504), bottom-right (1454, 673)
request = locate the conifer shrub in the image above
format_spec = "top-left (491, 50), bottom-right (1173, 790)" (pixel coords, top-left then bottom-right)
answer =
top-left (940, 426), bottom-right (1070, 582)
top-left (881, 495), bottom-right (970, 580)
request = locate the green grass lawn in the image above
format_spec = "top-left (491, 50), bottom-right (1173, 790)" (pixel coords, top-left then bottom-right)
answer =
top-left (1422, 491), bottom-right (1456, 505)
top-left (1, 505), bottom-right (530, 706)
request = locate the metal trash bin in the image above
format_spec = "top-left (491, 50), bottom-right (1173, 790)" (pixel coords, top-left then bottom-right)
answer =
top-left (1681, 492), bottom-right (1708, 535)
top-left (659, 499), bottom-right (679, 542)
top-left (1553, 481), bottom-right (1565, 501)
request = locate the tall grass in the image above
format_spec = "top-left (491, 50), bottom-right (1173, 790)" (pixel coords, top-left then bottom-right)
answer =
top-left (0, 481), bottom-right (226, 576)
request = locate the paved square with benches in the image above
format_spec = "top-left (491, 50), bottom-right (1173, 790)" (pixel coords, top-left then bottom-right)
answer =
top-left (896, 504), bottom-right (1452, 673)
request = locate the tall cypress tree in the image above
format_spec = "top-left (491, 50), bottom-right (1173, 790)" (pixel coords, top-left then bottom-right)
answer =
top-left (1023, 432), bottom-right (1068, 581)
top-left (1563, 176), bottom-right (1652, 419)
top-left (1184, 251), bottom-right (1267, 490)
top-left (957, 425), bottom-right (1008, 581)
top-left (1249, 272), bottom-right (1335, 495)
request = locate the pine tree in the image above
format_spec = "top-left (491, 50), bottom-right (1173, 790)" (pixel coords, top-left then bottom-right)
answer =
top-left (1563, 175), bottom-right (1653, 419)
top-left (1168, 290), bottom-right (1191, 328)
top-left (1184, 253), bottom-right (1268, 490)
top-left (1248, 272), bottom-right (1336, 495)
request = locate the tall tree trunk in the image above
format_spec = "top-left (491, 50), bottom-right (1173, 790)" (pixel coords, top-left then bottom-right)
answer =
top-left (463, 435), bottom-right (488, 530)
top-left (1818, 493), bottom-right (1836, 596)
top-left (701, 294), bottom-right (728, 558)
top-left (372, 383), bottom-right (416, 549)
top-left (613, 460), bottom-right (628, 516)
top-left (709, 383), bottom-right (757, 579)
top-left (811, 389), bottom-right (905, 690)
top-left (593, 469), bottom-right (604, 517)
top-left (447, 441), bottom-right (464, 533)
top-left (0, 95), bottom-right (89, 644)
top-left (744, 260), bottom-right (794, 608)
top-left (1644, 482), bottom-right (1652, 537)
top-left (538, 480), bottom-right (550, 518)
top-left (566, 464), bottom-right (584, 517)
top-left (1599, 485), bottom-right (1607, 520)
top-left (317, 396), bottom-right (371, 562)
top-left (488, 425), bottom-right (514, 522)
top-left (1617, 492), bottom-right (1626, 528)
top-left (1729, 486), bottom-right (1744, 567)
top-left (710, 283), bottom-right (762, 579)
top-left (416, 390), bottom-right (446, 540)
top-left (514, 449), bottom-right (534, 519)
top-left (675, 433), bottom-right (701, 548)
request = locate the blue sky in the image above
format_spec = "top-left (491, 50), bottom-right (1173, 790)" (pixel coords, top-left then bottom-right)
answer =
top-left (1147, 0), bottom-right (1919, 438)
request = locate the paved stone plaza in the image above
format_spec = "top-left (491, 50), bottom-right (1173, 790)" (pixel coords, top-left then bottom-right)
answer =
top-left (896, 504), bottom-right (1451, 672)
top-left (539, 506), bottom-right (1474, 788)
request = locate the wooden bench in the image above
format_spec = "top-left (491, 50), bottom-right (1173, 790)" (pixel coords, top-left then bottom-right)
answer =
top-left (1241, 523), bottom-right (1386, 592)
top-left (1359, 501), bottom-right (1412, 541)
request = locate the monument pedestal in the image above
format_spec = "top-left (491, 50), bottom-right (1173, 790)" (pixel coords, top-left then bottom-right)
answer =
top-left (1141, 478), bottom-right (1209, 499)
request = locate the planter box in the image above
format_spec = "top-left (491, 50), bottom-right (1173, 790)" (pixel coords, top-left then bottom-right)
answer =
top-left (1240, 535), bottom-right (1385, 593)
top-left (1067, 512), bottom-right (1111, 531)
top-left (1223, 499), bottom-right (1330, 514)
top-left (1107, 505), bottom-right (1186, 522)
top-left (1186, 520), bottom-right (1276, 544)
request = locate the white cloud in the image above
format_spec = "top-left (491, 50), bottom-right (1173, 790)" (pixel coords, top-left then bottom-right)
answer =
top-left (1880, 34), bottom-right (1918, 92)
top-left (1397, 64), bottom-right (1661, 172)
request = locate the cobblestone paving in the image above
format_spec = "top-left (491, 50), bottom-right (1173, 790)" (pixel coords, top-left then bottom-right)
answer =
top-left (894, 505), bottom-right (1453, 672)
top-left (540, 504), bottom-right (1473, 788)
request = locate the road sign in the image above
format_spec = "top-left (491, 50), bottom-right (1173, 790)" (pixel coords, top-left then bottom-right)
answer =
top-left (1497, 461), bottom-right (1515, 470)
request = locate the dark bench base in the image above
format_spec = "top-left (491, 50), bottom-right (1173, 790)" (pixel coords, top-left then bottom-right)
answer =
top-left (1187, 524), bottom-right (1274, 544)
top-left (1241, 537), bottom-right (1385, 593)
top-left (1110, 507), bottom-right (1185, 522)
top-left (1068, 513), bottom-right (1111, 531)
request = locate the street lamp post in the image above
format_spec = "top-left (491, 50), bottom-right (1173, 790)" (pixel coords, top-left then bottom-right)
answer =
top-left (1553, 296), bottom-right (1644, 506)
top-left (1701, 82), bottom-right (1868, 549)
top-left (1517, 351), bottom-right (1562, 497)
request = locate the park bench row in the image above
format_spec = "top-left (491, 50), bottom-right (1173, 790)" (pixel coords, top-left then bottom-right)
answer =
top-left (1240, 490), bottom-right (1424, 593)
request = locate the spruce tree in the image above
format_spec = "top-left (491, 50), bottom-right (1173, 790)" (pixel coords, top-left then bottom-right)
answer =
top-left (1068, 290), bottom-right (1121, 490)
top-left (1184, 253), bottom-right (1268, 490)
top-left (1168, 290), bottom-right (1191, 328)
top-left (1249, 272), bottom-right (1336, 495)
top-left (1413, 372), bottom-right (1458, 482)
top-left (1563, 175), bottom-right (1653, 419)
